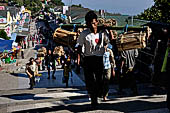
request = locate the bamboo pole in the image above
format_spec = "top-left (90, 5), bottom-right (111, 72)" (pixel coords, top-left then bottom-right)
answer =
top-left (59, 24), bottom-right (148, 31)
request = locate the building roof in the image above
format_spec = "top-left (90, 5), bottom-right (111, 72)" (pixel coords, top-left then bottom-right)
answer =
top-left (6, 6), bottom-right (20, 18)
top-left (0, 6), bottom-right (19, 18)
top-left (15, 31), bottom-right (29, 37)
top-left (0, 10), bottom-right (7, 18)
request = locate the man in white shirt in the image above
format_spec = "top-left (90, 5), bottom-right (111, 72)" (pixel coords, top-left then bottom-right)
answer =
top-left (77, 11), bottom-right (112, 107)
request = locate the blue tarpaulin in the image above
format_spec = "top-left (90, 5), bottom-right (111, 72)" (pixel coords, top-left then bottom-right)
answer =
top-left (0, 39), bottom-right (13, 52)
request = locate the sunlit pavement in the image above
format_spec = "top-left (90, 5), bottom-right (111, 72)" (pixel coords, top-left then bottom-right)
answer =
top-left (0, 67), bottom-right (169, 113)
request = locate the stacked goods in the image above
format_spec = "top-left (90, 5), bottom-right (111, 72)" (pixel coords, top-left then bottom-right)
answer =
top-left (42, 47), bottom-right (47, 54)
top-left (116, 31), bottom-right (147, 51)
top-left (53, 28), bottom-right (77, 47)
top-left (53, 46), bottom-right (65, 56)
top-left (37, 47), bottom-right (46, 57)
top-left (0, 53), bottom-right (3, 58)
top-left (37, 49), bottom-right (44, 57)
top-left (98, 18), bottom-right (117, 26)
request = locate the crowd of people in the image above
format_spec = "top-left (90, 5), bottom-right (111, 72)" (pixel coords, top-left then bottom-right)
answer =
top-left (25, 45), bottom-right (74, 89)
top-left (25, 11), bottom-right (170, 109)
top-left (76, 11), bottom-right (140, 107)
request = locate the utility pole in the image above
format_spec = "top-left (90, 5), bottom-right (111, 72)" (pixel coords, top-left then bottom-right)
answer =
top-left (131, 16), bottom-right (134, 26)
top-left (69, 0), bottom-right (72, 16)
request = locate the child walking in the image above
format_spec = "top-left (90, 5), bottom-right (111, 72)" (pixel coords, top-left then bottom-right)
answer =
top-left (63, 57), bottom-right (72, 87)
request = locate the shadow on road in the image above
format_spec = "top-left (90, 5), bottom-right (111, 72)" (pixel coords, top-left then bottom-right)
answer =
top-left (2, 93), bottom-right (52, 100)
top-left (12, 99), bottom-right (166, 113)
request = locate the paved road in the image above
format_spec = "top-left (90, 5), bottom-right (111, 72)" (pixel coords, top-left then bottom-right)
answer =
top-left (0, 67), bottom-right (169, 113)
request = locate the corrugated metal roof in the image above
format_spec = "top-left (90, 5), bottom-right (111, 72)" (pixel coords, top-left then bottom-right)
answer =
top-left (0, 6), bottom-right (19, 18)
top-left (0, 10), bottom-right (7, 18)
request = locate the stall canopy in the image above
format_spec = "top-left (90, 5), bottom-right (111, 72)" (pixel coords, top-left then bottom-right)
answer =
top-left (0, 39), bottom-right (13, 52)
top-left (10, 33), bottom-right (17, 41)
top-left (10, 33), bottom-right (18, 47)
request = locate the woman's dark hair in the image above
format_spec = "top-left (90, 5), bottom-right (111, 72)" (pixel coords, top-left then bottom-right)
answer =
top-left (85, 11), bottom-right (98, 24)
top-left (29, 57), bottom-right (34, 62)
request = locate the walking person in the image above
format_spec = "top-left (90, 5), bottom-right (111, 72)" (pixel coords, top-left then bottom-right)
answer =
top-left (25, 57), bottom-right (36, 89)
top-left (77, 11), bottom-right (112, 107)
top-left (102, 44), bottom-right (116, 101)
top-left (27, 36), bottom-right (30, 48)
top-left (24, 40), bottom-right (26, 49)
top-left (63, 58), bottom-right (72, 87)
top-left (32, 36), bottom-right (35, 47)
top-left (118, 49), bottom-right (139, 95)
top-left (161, 35), bottom-right (170, 110)
top-left (45, 49), bottom-right (56, 79)
top-left (35, 57), bottom-right (41, 71)
top-left (21, 48), bottom-right (24, 59)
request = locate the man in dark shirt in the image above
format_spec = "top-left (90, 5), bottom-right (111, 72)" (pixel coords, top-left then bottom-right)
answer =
top-left (45, 50), bottom-right (56, 79)
top-left (119, 49), bottom-right (139, 95)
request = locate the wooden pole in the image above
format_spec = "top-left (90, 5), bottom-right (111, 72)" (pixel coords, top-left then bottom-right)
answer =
top-left (59, 24), bottom-right (148, 31)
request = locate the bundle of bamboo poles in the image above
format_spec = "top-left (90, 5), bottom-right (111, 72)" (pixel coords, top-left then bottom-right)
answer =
top-left (37, 47), bottom-right (47, 57)
top-left (53, 28), bottom-right (77, 37)
top-left (98, 18), bottom-right (117, 26)
top-left (53, 46), bottom-right (65, 56)
top-left (53, 24), bottom-right (151, 50)
top-left (53, 28), bottom-right (77, 47)
top-left (116, 31), bottom-right (147, 51)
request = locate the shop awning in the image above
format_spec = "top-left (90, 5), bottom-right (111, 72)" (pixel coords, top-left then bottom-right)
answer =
top-left (0, 39), bottom-right (13, 52)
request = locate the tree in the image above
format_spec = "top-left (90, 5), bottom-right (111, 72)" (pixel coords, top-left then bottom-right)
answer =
top-left (154, 0), bottom-right (170, 23)
top-left (12, 0), bottom-right (24, 6)
top-left (137, 0), bottom-right (170, 23)
top-left (24, 0), bottom-right (30, 6)
top-left (23, 0), bottom-right (42, 16)
top-left (51, 0), bottom-right (65, 6)
top-left (72, 4), bottom-right (83, 8)
top-left (0, 30), bottom-right (10, 40)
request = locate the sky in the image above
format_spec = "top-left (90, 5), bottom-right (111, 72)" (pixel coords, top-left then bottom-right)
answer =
top-left (62, 0), bottom-right (155, 16)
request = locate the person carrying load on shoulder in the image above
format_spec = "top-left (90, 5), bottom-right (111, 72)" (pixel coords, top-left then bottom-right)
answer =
top-left (45, 49), bottom-right (56, 79)
top-left (77, 11), bottom-right (113, 107)
top-left (119, 49), bottom-right (139, 96)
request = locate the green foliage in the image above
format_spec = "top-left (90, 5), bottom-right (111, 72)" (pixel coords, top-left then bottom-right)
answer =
top-left (24, 0), bottom-right (30, 6)
top-left (12, 0), bottom-right (23, 6)
top-left (48, 2), bottom-right (55, 8)
top-left (0, 30), bottom-right (10, 40)
top-left (51, 0), bottom-right (65, 6)
top-left (44, 5), bottom-right (50, 12)
top-left (30, 0), bottom-right (42, 15)
top-left (72, 4), bottom-right (83, 8)
top-left (12, 0), bottom-right (42, 15)
top-left (137, 0), bottom-right (170, 23)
